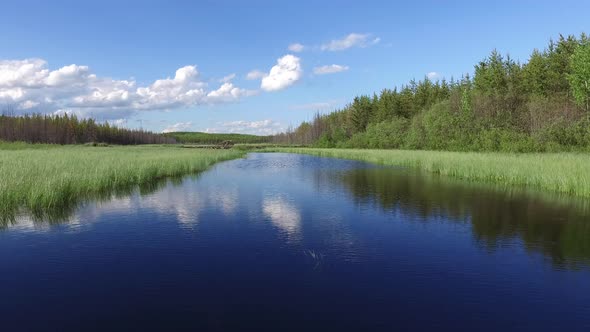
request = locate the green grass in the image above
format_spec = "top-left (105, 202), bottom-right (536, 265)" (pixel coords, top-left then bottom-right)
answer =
top-left (268, 148), bottom-right (590, 198)
top-left (163, 131), bottom-right (271, 144)
top-left (0, 143), bottom-right (245, 220)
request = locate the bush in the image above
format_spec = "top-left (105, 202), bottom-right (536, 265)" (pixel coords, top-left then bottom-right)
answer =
top-left (404, 101), bottom-right (477, 151)
top-left (473, 127), bottom-right (542, 152)
top-left (364, 118), bottom-right (409, 149)
top-left (404, 113), bottom-right (426, 150)
top-left (535, 118), bottom-right (590, 149)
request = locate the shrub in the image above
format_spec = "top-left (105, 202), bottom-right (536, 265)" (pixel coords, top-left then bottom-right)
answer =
top-left (363, 118), bottom-right (409, 149)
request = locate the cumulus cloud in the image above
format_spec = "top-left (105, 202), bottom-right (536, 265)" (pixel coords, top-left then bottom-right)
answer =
top-left (0, 58), bottom-right (254, 119)
top-left (313, 64), bottom-right (349, 75)
top-left (288, 43), bottom-right (305, 52)
top-left (46, 64), bottom-right (92, 87)
top-left (260, 55), bottom-right (302, 92)
top-left (0, 58), bottom-right (52, 88)
top-left (134, 66), bottom-right (209, 110)
top-left (206, 82), bottom-right (256, 103)
top-left (162, 121), bottom-right (193, 133)
top-left (205, 119), bottom-right (283, 135)
top-left (246, 70), bottom-right (266, 80)
top-left (320, 33), bottom-right (380, 51)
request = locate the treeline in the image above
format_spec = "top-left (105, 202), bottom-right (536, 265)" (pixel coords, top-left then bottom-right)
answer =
top-left (0, 114), bottom-right (176, 145)
top-left (274, 34), bottom-right (590, 152)
top-left (164, 131), bottom-right (272, 144)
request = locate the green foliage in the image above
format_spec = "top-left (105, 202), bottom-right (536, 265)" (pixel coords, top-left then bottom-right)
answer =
top-left (523, 49), bottom-right (549, 96)
top-left (546, 34), bottom-right (580, 94)
top-left (163, 131), bottom-right (271, 144)
top-left (461, 87), bottom-right (472, 116)
top-left (365, 118), bottom-right (409, 149)
top-left (348, 96), bottom-right (375, 133)
top-left (345, 119), bottom-right (410, 149)
top-left (473, 128), bottom-right (541, 153)
top-left (535, 118), bottom-right (590, 148)
top-left (404, 114), bottom-right (426, 150)
top-left (568, 42), bottom-right (590, 111)
top-left (314, 133), bottom-right (336, 148)
top-left (474, 50), bottom-right (511, 96)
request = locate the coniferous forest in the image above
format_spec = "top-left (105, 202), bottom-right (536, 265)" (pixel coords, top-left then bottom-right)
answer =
top-left (273, 34), bottom-right (590, 152)
top-left (0, 113), bottom-right (176, 145)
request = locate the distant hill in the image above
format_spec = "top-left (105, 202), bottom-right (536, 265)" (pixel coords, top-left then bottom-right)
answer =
top-left (163, 131), bottom-right (272, 144)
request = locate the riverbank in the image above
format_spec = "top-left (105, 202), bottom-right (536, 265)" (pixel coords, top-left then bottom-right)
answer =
top-left (268, 148), bottom-right (590, 198)
top-left (0, 143), bottom-right (245, 220)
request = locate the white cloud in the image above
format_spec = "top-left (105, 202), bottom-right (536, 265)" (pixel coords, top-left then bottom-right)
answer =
top-left (246, 70), bottom-right (266, 80)
top-left (134, 66), bottom-right (207, 110)
top-left (18, 100), bottom-right (39, 110)
top-left (320, 33), bottom-right (380, 51)
top-left (260, 55), bottom-right (302, 92)
top-left (0, 58), bottom-right (254, 120)
top-left (206, 82), bottom-right (256, 103)
top-left (288, 43), bottom-right (305, 52)
top-left (0, 59), bottom-right (50, 88)
top-left (313, 64), bottom-right (349, 75)
top-left (219, 73), bottom-right (236, 83)
top-left (426, 72), bottom-right (440, 80)
top-left (162, 121), bottom-right (193, 133)
top-left (46, 64), bottom-right (91, 87)
top-left (205, 119), bottom-right (283, 135)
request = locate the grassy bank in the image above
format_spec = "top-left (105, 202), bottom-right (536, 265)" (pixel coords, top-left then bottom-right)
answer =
top-left (269, 148), bottom-right (590, 198)
top-left (0, 143), bottom-right (245, 220)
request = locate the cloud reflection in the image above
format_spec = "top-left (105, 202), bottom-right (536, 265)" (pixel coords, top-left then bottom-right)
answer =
top-left (208, 187), bottom-right (238, 216)
top-left (262, 196), bottom-right (301, 239)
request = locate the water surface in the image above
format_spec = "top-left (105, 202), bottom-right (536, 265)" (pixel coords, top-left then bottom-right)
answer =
top-left (1, 153), bottom-right (589, 331)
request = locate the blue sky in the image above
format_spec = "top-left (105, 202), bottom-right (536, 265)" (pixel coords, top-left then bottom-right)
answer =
top-left (1, 0), bottom-right (589, 134)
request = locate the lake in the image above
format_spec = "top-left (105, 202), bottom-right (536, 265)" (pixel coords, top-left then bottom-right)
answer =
top-left (1, 153), bottom-right (589, 331)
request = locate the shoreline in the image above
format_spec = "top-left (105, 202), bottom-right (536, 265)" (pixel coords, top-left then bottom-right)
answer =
top-left (267, 148), bottom-right (590, 198)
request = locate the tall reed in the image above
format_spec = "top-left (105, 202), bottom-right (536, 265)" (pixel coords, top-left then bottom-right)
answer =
top-left (0, 144), bottom-right (244, 220)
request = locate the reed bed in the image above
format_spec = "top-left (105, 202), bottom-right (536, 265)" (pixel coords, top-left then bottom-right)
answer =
top-left (0, 143), bottom-right (245, 218)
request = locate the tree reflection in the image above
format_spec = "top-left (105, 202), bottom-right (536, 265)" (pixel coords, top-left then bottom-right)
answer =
top-left (328, 167), bottom-right (590, 268)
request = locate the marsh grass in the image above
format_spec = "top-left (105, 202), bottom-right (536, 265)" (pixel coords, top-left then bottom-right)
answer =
top-left (269, 148), bottom-right (590, 198)
top-left (0, 143), bottom-right (245, 222)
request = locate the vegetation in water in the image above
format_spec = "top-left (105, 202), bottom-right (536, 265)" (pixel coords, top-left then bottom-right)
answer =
top-left (273, 34), bottom-right (590, 152)
top-left (0, 143), bottom-right (245, 223)
top-left (269, 148), bottom-right (590, 198)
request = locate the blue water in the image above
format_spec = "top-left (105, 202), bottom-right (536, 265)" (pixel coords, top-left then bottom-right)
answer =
top-left (1, 153), bottom-right (589, 331)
